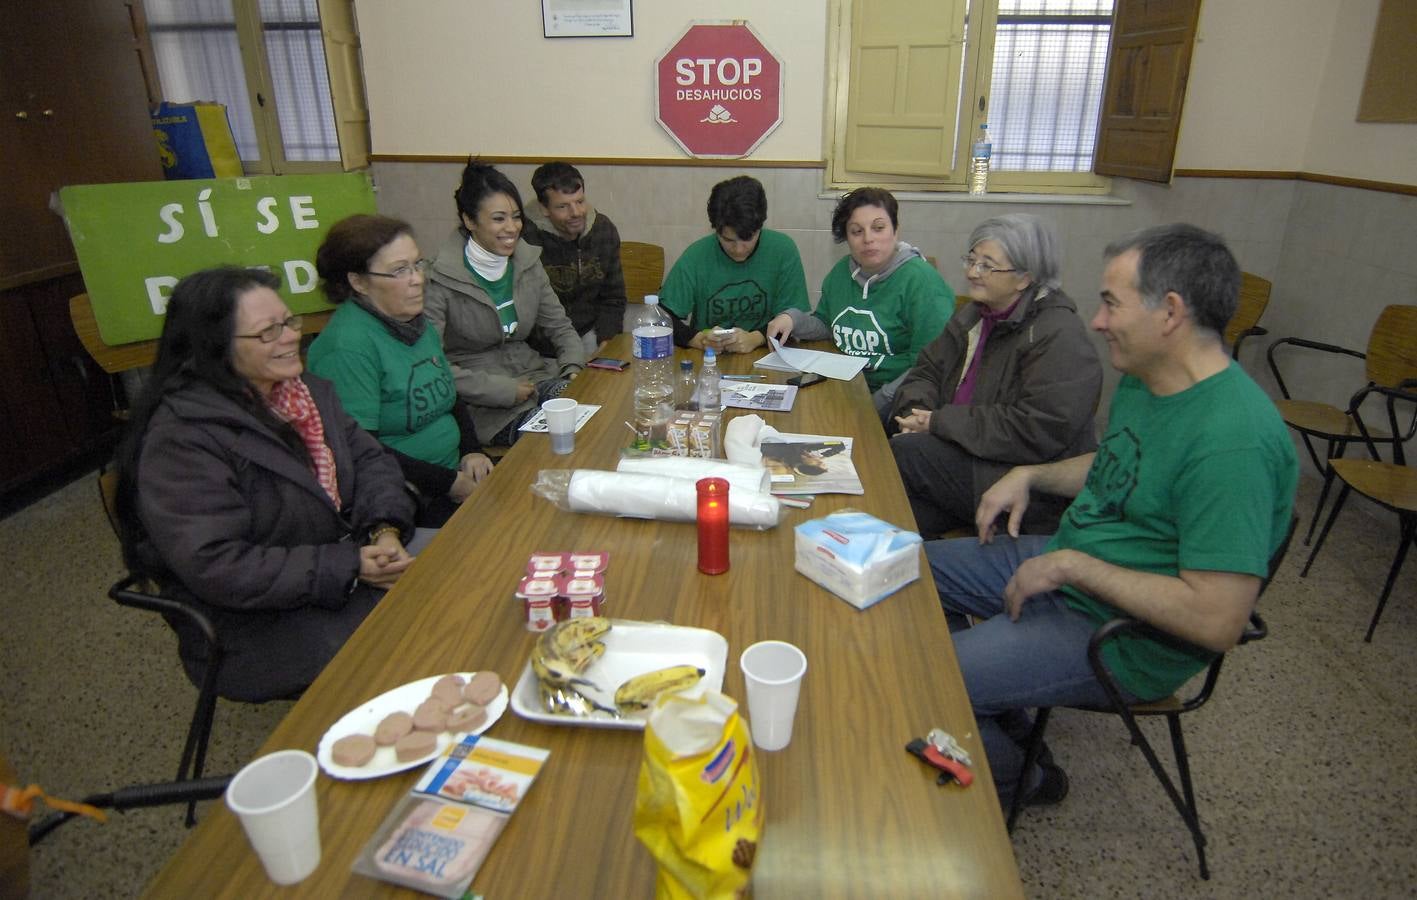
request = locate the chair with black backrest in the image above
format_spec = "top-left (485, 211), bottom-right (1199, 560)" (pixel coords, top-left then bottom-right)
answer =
top-left (98, 469), bottom-right (224, 827)
top-left (1006, 515), bottom-right (1298, 880)
top-left (620, 241), bottom-right (665, 306)
top-left (1266, 305), bottom-right (1417, 541)
top-left (1226, 272), bottom-right (1271, 360)
top-left (1300, 380), bottom-right (1417, 641)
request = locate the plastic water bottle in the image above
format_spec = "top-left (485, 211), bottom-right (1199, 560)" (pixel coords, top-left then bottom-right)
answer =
top-left (969, 124), bottom-right (991, 195)
top-left (630, 295), bottom-right (675, 446)
top-left (698, 348), bottom-right (721, 412)
top-left (676, 358), bottom-right (698, 410)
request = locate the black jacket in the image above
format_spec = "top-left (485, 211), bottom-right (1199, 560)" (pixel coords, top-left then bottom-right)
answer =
top-left (134, 374), bottom-right (415, 701)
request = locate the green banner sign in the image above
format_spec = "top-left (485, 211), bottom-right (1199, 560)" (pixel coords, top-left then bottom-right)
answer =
top-left (61, 172), bottom-right (377, 345)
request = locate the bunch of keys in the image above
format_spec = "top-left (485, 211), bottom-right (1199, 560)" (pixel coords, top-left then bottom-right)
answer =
top-left (905, 727), bottom-right (974, 787)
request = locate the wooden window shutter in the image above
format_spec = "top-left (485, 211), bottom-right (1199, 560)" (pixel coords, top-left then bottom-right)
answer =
top-left (844, 0), bottom-right (969, 178)
top-left (1093, 0), bottom-right (1201, 183)
top-left (318, 0), bottom-right (371, 171)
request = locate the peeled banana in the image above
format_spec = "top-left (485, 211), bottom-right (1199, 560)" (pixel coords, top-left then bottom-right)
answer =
top-left (532, 617), bottom-right (614, 715)
top-left (614, 664), bottom-right (706, 713)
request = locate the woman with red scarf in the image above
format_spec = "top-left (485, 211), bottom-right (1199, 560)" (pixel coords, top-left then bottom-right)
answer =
top-left (114, 267), bottom-right (417, 702)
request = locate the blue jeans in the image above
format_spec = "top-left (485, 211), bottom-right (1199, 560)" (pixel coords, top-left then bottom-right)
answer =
top-left (926, 536), bottom-right (1136, 809)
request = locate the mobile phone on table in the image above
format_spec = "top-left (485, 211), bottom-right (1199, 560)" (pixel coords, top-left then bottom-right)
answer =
top-left (587, 357), bottom-right (630, 371)
top-left (787, 372), bottom-right (826, 388)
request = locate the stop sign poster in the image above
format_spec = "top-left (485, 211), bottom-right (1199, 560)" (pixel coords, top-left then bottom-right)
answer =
top-left (656, 21), bottom-right (784, 158)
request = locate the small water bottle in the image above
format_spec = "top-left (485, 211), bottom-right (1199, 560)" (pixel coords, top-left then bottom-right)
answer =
top-left (969, 124), bottom-right (991, 195)
top-left (697, 348), bottom-right (721, 412)
top-left (676, 358), bottom-right (698, 410)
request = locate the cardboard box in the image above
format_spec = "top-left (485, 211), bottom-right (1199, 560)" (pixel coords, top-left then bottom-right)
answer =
top-left (794, 510), bottom-right (922, 610)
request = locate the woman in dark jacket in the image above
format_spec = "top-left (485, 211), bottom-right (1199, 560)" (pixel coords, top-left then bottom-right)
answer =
top-left (114, 266), bottom-right (417, 702)
top-left (890, 214), bottom-right (1102, 537)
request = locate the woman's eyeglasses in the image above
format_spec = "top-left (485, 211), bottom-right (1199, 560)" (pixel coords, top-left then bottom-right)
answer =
top-left (236, 315), bottom-right (304, 343)
top-left (960, 255), bottom-right (1017, 276)
top-left (365, 258), bottom-right (432, 281)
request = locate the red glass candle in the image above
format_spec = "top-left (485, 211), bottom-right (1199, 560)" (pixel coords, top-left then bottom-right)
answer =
top-left (696, 477), bottom-right (730, 575)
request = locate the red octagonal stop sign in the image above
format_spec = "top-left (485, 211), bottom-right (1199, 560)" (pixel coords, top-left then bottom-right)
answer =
top-left (655, 22), bottom-right (784, 159)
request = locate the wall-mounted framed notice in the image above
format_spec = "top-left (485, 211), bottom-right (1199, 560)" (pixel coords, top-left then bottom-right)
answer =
top-left (542, 0), bottom-right (632, 38)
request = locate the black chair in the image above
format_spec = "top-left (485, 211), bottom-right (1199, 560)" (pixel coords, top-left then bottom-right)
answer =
top-left (99, 469), bottom-right (225, 827)
top-left (1007, 515), bottom-right (1297, 880)
top-left (1301, 381), bottom-right (1417, 641)
top-left (108, 576), bottom-right (224, 827)
top-left (27, 775), bottom-right (232, 847)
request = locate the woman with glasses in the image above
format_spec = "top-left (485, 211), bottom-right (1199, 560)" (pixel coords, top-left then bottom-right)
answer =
top-left (765, 187), bottom-right (953, 421)
top-left (890, 213), bottom-right (1102, 537)
top-left (309, 214), bottom-right (493, 527)
top-left (424, 160), bottom-right (585, 446)
top-left (113, 266), bottom-right (417, 702)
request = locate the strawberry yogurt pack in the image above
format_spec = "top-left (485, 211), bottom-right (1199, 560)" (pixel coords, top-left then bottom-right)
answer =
top-left (516, 552), bottom-right (608, 631)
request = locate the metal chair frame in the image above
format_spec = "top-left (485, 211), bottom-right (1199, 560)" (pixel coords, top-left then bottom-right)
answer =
top-left (1007, 516), bottom-right (1296, 880)
top-left (1301, 380), bottom-right (1417, 641)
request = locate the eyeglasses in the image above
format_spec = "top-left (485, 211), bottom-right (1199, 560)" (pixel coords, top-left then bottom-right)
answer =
top-left (961, 254), bottom-right (1018, 276)
top-left (236, 315), bottom-right (304, 343)
top-left (366, 258), bottom-right (431, 281)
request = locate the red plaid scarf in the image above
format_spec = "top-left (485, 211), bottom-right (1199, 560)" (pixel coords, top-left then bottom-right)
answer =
top-left (267, 378), bottom-right (341, 510)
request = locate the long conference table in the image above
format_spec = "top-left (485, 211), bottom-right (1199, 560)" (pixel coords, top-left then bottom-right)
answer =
top-left (147, 335), bottom-right (1023, 898)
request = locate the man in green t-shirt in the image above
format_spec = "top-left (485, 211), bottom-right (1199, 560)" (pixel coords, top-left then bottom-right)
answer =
top-left (658, 175), bottom-right (809, 354)
top-left (926, 224), bottom-right (1298, 812)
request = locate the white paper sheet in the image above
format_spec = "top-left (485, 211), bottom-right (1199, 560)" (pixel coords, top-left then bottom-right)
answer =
top-left (517, 403), bottom-right (601, 433)
top-left (753, 338), bottom-right (870, 381)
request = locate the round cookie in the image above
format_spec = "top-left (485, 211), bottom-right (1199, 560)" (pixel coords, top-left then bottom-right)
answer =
top-left (462, 671), bottom-right (503, 706)
top-left (331, 733), bottom-right (377, 768)
top-left (375, 711), bottom-right (414, 746)
top-left (446, 705), bottom-right (488, 734)
top-left (394, 730), bottom-right (438, 762)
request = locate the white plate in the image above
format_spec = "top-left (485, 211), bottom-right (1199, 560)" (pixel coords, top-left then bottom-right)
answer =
top-left (510, 621), bottom-right (728, 730)
top-left (316, 672), bottom-right (508, 780)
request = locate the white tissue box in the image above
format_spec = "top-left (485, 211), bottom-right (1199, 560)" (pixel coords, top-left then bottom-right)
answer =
top-left (794, 511), bottom-right (922, 610)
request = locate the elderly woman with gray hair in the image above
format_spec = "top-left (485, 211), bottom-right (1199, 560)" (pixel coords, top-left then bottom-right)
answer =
top-left (890, 213), bottom-right (1102, 537)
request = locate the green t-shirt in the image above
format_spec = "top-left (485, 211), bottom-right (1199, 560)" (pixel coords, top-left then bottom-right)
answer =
top-left (1049, 363), bottom-right (1297, 700)
top-left (468, 264), bottom-right (518, 336)
top-left (307, 302), bottom-right (460, 468)
top-left (814, 254), bottom-right (953, 391)
top-left (659, 229), bottom-right (810, 333)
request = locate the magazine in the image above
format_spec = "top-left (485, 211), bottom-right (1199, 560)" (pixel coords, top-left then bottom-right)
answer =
top-left (758, 434), bottom-right (863, 495)
top-left (722, 381), bottom-right (798, 412)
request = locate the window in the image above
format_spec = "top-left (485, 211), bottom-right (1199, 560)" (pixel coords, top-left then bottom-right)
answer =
top-left (827, 0), bottom-right (1115, 193)
top-left (143, 0), bottom-right (369, 174)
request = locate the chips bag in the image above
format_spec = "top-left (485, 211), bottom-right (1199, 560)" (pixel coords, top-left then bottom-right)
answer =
top-left (634, 691), bottom-right (763, 899)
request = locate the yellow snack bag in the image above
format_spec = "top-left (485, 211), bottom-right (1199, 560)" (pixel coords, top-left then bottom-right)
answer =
top-left (634, 691), bottom-right (763, 899)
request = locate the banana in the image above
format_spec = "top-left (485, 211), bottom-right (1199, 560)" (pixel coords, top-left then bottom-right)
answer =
top-left (561, 639), bottom-right (606, 673)
top-left (614, 664), bottom-right (706, 712)
top-left (531, 649), bottom-right (598, 690)
top-left (550, 616), bottom-right (612, 658)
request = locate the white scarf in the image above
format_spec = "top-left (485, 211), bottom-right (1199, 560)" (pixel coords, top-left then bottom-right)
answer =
top-left (464, 234), bottom-right (509, 281)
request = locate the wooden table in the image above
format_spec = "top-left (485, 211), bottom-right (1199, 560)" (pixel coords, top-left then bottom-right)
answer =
top-left (147, 337), bottom-right (1023, 898)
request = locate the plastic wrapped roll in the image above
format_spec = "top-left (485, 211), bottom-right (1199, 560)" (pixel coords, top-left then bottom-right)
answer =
top-left (558, 470), bottom-right (780, 529)
top-left (615, 457), bottom-right (771, 495)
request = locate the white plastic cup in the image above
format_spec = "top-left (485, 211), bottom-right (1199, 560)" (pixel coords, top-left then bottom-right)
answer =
top-left (542, 398), bottom-right (578, 454)
top-left (225, 749), bottom-right (321, 885)
top-left (740, 640), bottom-right (808, 751)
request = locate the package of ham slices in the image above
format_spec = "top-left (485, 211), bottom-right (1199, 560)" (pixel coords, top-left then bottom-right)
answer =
top-left (352, 733), bottom-right (550, 897)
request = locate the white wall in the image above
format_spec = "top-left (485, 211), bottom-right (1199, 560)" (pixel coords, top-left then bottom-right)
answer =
top-left (354, 0), bottom-right (826, 159)
top-left (1173, 0), bottom-right (1339, 171)
top-left (1302, 0), bottom-right (1417, 184)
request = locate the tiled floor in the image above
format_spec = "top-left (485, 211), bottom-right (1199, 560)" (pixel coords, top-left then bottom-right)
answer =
top-left (2, 473), bottom-right (1413, 898)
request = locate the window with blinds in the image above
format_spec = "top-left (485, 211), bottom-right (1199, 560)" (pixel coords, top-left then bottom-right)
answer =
top-left (145, 0), bottom-right (342, 171)
top-left (989, 0), bottom-right (1114, 172)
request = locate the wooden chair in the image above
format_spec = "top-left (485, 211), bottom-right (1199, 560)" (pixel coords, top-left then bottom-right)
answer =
top-left (1266, 305), bottom-right (1417, 533)
top-left (1301, 382), bottom-right (1417, 641)
top-left (620, 241), bottom-right (665, 305)
top-left (1226, 272), bottom-right (1271, 360)
top-left (98, 468), bottom-right (224, 827)
top-left (1007, 515), bottom-right (1297, 880)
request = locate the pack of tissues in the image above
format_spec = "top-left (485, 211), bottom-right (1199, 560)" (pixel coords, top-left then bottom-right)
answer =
top-left (794, 510), bottom-right (922, 609)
